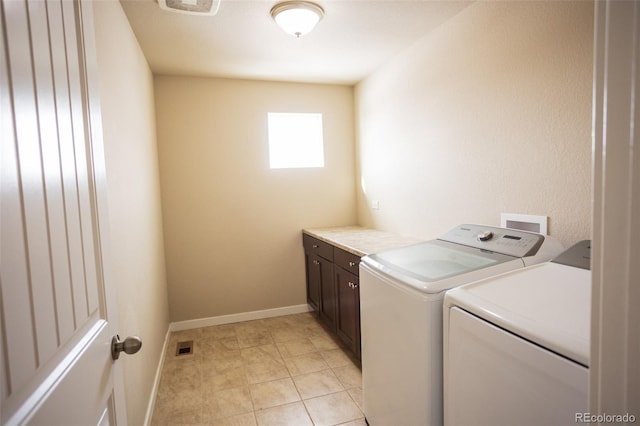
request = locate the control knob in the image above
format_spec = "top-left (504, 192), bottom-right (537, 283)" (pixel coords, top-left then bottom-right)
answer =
top-left (477, 231), bottom-right (494, 242)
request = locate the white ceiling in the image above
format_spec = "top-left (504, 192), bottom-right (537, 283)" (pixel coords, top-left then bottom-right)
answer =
top-left (120, 0), bottom-right (472, 85)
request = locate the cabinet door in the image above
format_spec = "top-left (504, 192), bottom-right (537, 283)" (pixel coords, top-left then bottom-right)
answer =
top-left (305, 252), bottom-right (321, 311)
top-left (336, 266), bottom-right (361, 358)
top-left (318, 258), bottom-right (337, 331)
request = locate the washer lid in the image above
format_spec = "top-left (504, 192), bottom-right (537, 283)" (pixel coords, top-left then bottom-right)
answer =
top-left (445, 261), bottom-right (591, 366)
top-left (369, 239), bottom-right (515, 281)
top-left (362, 239), bottom-right (522, 294)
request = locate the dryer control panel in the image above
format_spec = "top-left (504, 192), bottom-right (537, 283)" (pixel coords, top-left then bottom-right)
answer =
top-left (551, 240), bottom-right (591, 270)
top-left (439, 224), bottom-right (545, 258)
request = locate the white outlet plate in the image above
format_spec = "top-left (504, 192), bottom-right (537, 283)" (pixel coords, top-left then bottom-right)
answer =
top-left (500, 213), bottom-right (548, 234)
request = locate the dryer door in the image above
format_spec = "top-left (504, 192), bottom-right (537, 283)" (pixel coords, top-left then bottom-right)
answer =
top-left (444, 307), bottom-right (588, 426)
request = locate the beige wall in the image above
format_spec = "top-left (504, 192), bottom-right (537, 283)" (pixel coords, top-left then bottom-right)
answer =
top-left (355, 1), bottom-right (594, 247)
top-left (93, 1), bottom-right (170, 424)
top-left (154, 77), bottom-right (356, 322)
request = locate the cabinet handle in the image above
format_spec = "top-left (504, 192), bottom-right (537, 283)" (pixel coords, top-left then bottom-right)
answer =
top-left (312, 244), bottom-right (319, 248)
top-left (348, 282), bottom-right (356, 289)
top-left (349, 261), bottom-right (357, 267)
top-left (313, 260), bottom-right (320, 265)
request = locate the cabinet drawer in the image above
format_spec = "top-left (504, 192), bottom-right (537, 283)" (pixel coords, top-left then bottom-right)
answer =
top-left (334, 247), bottom-right (361, 275)
top-left (303, 234), bottom-right (334, 261)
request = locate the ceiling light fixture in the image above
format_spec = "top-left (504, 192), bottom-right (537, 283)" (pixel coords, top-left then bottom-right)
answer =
top-left (270, 1), bottom-right (324, 38)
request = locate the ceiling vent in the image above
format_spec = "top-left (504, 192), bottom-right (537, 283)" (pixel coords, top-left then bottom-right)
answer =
top-left (158, 0), bottom-right (221, 16)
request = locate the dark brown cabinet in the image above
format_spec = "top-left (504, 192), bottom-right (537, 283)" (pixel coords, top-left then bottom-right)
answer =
top-left (334, 247), bottom-right (361, 357)
top-left (305, 252), bottom-right (322, 311)
top-left (335, 265), bottom-right (360, 357)
top-left (303, 233), bottom-right (362, 358)
top-left (303, 234), bottom-right (336, 331)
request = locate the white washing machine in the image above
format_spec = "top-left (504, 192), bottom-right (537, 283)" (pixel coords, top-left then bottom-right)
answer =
top-left (359, 224), bottom-right (563, 426)
top-left (443, 240), bottom-right (591, 426)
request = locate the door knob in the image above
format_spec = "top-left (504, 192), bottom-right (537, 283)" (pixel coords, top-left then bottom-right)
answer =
top-left (111, 335), bottom-right (142, 360)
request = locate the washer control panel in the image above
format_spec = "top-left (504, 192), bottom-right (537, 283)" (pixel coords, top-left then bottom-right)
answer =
top-left (439, 224), bottom-right (545, 258)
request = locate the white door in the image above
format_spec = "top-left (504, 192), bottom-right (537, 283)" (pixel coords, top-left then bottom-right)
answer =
top-left (1, 0), bottom-right (128, 424)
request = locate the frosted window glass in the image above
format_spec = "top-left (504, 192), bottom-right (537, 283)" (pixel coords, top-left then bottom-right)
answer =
top-left (268, 113), bottom-right (324, 169)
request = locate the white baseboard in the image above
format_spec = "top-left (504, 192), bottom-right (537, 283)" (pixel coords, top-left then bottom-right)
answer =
top-left (169, 303), bottom-right (313, 332)
top-left (143, 327), bottom-right (171, 426)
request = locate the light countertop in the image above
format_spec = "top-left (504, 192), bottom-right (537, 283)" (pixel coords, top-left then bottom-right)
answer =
top-left (303, 226), bottom-right (422, 257)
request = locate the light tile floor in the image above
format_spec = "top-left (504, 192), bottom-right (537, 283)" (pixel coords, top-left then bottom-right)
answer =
top-left (151, 312), bottom-right (366, 426)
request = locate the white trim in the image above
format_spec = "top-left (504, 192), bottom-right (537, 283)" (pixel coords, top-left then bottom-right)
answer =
top-left (590, 0), bottom-right (640, 418)
top-left (169, 304), bottom-right (313, 332)
top-left (143, 327), bottom-right (172, 426)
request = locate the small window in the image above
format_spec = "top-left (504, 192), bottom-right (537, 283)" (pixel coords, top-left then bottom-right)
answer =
top-left (268, 112), bottom-right (324, 169)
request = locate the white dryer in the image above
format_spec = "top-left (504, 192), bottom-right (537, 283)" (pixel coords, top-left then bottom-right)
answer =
top-left (443, 240), bottom-right (591, 426)
top-left (359, 224), bottom-right (563, 426)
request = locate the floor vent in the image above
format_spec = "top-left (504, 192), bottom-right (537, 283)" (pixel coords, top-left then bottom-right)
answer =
top-left (175, 340), bottom-right (193, 356)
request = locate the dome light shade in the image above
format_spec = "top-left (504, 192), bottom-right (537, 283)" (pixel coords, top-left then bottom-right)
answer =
top-left (270, 1), bottom-right (324, 38)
